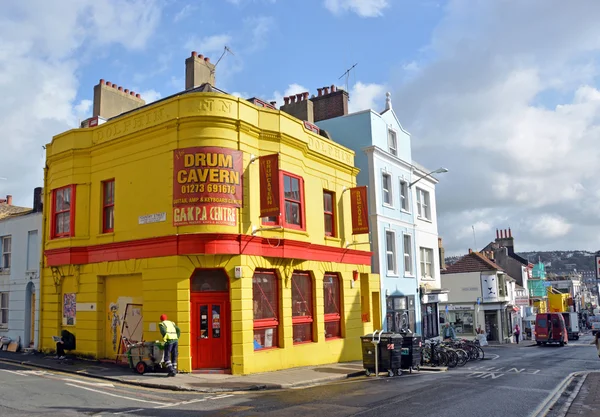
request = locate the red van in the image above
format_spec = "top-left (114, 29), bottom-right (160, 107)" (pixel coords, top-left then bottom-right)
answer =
top-left (535, 313), bottom-right (568, 346)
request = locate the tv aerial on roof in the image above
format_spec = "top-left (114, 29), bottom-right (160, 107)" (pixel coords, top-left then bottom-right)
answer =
top-left (214, 46), bottom-right (235, 70)
top-left (339, 62), bottom-right (358, 94)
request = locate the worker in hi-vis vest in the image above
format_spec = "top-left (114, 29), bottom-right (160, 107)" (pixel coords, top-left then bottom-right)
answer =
top-left (159, 314), bottom-right (181, 377)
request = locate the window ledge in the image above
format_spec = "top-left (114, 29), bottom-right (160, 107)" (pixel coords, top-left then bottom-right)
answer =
top-left (382, 203), bottom-right (394, 209)
top-left (386, 273), bottom-right (399, 277)
top-left (282, 229), bottom-right (310, 237)
top-left (0, 269), bottom-right (10, 275)
top-left (325, 337), bottom-right (344, 341)
top-left (404, 273), bottom-right (415, 278)
top-left (324, 236), bottom-right (341, 243)
top-left (417, 216), bottom-right (432, 223)
top-left (97, 232), bottom-right (115, 238)
top-left (400, 209), bottom-right (411, 214)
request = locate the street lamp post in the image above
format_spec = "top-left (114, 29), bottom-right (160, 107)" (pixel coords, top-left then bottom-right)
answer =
top-left (409, 167), bottom-right (449, 188)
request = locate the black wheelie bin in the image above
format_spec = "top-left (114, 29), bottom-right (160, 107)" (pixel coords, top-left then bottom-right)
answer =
top-left (399, 332), bottom-right (422, 373)
top-left (361, 332), bottom-right (404, 377)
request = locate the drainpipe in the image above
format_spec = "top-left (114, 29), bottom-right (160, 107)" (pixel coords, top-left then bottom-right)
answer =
top-left (38, 164), bottom-right (49, 352)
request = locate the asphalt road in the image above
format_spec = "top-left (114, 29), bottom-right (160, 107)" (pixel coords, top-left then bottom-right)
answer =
top-left (1, 335), bottom-right (599, 416)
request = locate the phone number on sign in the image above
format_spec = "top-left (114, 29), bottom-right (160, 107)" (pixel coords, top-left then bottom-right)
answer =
top-left (180, 183), bottom-right (237, 194)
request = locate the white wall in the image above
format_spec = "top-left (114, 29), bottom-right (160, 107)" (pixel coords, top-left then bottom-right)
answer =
top-left (441, 271), bottom-right (482, 303)
top-left (0, 212), bottom-right (42, 348)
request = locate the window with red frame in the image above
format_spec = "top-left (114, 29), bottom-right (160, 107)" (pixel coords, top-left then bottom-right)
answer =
top-left (261, 173), bottom-right (305, 229)
top-left (324, 274), bottom-right (342, 339)
top-left (323, 191), bottom-right (335, 236)
top-left (253, 271), bottom-right (279, 350)
top-left (102, 180), bottom-right (115, 233)
top-left (292, 272), bottom-right (313, 343)
top-left (52, 186), bottom-right (74, 238)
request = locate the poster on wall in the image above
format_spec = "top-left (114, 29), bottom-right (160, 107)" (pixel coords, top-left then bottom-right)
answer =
top-left (481, 274), bottom-right (499, 302)
top-left (259, 154), bottom-right (280, 218)
top-left (63, 293), bottom-right (76, 326)
top-left (173, 146), bottom-right (243, 226)
top-left (350, 186), bottom-right (369, 234)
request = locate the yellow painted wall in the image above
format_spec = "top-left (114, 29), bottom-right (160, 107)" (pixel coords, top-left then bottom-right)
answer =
top-left (548, 292), bottom-right (569, 312)
top-left (40, 92), bottom-right (378, 374)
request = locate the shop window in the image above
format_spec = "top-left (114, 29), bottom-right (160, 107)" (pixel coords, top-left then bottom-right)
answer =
top-left (386, 296), bottom-right (415, 333)
top-left (439, 310), bottom-right (475, 335)
top-left (52, 185), bottom-right (76, 238)
top-left (323, 274), bottom-right (342, 339)
top-left (191, 269), bottom-right (229, 292)
top-left (1, 236), bottom-right (11, 270)
top-left (253, 271), bottom-right (279, 350)
top-left (0, 292), bottom-right (7, 328)
top-left (323, 191), bottom-right (336, 237)
top-left (102, 179), bottom-right (115, 233)
top-left (292, 272), bottom-right (313, 343)
top-left (261, 172), bottom-right (305, 230)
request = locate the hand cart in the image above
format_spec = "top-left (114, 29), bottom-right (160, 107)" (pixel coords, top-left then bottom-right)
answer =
top-left (126, 341), bottom-right (165, 374)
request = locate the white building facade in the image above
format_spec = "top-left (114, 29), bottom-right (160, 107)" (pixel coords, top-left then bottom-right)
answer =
top-left (0, 189), bottom-right (42, 349)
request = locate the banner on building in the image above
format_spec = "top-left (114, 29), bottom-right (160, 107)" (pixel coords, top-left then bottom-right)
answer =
top-left (173, 146), bottom-right (243, 208)
top-left (173, 204), bottom-right (237, 226)
top-left (259, 154), bottom-right (280, 218)
top-left (350, 186), bottom-right (369, 234)
top-left (515, 297), bottom-right (530, 306)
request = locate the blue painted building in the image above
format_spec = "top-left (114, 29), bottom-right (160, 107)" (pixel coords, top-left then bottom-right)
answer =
top-left (316, 93), bottom-right (422, 334)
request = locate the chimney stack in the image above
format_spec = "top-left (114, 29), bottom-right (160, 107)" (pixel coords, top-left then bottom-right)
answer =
top-left (310, 85), bottom-right (349, 122)
top-left (438, 237), bottom-right (446, 270)
top-left (279, 91), bottom-right (314, 123)
top-left (6, 195), bottom-right (12, 205)
top-left (494, 227), bottom-right (515, 254)
top-left (185, 51), bottom-right (216, 89)
top-left (33, 187), bottom-right (43, 213)
top-left (93, 79), bottom-right (145, 120)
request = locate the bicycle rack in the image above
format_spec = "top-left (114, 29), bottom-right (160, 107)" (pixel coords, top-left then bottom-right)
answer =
top-left (371, 329), bottom-right (383, 377)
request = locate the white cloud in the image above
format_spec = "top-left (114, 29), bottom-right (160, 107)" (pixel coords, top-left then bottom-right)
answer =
top-left (173, 4), bottom-right (196, 22)
top-left (393, 0), bottom-right (600, 255)
top-left (270, 84), bottom-right (308, 108)
top-left (138, 89), bottom-right (162, 104)
top-left (324, 0), bottom-right (389, 17)
top-left (243, 16), bottom-right (275, 53)
top-left (348, 82), bottom-right (386, 113)
top-left (185, 34), bottom-right (232, 56)
top-left (530, 215), bottom-right (572, 239)
top-left (0, 0), bottom-right (163, 206)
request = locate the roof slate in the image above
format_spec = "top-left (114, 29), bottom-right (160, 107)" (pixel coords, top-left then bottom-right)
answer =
top-left (0, 203), bottom-right (32, 220)
top-left (441, 251), bottom-right (504, 274)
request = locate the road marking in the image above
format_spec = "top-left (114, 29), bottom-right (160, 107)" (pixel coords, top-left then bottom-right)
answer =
top-left (1, 370), bottom-right (30, 376)
top-left (62, 377), bottom-right (115, 387)
top-left (153, 398), bottom-right (207, 409)
top-left (65, 383), bottom-right (165, 405)
top-left (113, 409), bottom-right (144, 415)
top-left (467, 372), bottom-right (504, 379)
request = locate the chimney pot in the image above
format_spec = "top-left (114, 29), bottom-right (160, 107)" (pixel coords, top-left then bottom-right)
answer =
top-left (324, 86), bottom-right (330, 95)
top-left (317, 88), bottom-right (323, 97)
top-left (112, 84), bottom-right (117, 89)
top-left (118, 86), bottom-right (123, 91)
top-left (124, 89), bottom-right (129, 93)
top-left (496, 229), bottom-right (499, 239)
top-left (198, 54), bottom-right (204, 60)
top-left (192, 51), bottom-right (198, 57)
top-left (136, 93), bottom-right (141, 98)
top-left (468, 248), bottom-right (473, 254)
top-left (6, 195), bottom-right (12, 205)
top-left (303, 92), bottom-right (309, 100)
top-left (204, 57), bottom-right (210, 62)
top-left (331, 84), bottom-right (336, 92)
top-left (284, 97), bottom-right (290, 105)
top-left (509, 228), bottom-right (512, 238)
top-left (296, 93), bottom-right (303, 102)
top-left (100, 79), bottom-right (105, 85)
top-left (290, 95), bottom-right (296, 103)
top-left (129, 91), bottom-right (134, 96)
top-left (106, 81), bottom-right (112, 87)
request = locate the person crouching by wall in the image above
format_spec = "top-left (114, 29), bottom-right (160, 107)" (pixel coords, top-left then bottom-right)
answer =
top-left (159, 314), bottom-right (180, 377)
top-left (55, 330), bottom-right (76, 359)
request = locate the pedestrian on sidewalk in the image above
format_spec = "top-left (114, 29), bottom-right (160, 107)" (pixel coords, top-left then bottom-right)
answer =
top-left (514, 324), bottom-right (521, 344)
top-left (442, 323), bottom-right (457, 341)
top-left (591, 332), bottom-right (600, 359)
top-left (159, 314), bottom-right (180, 377)
top-left (55, 330), bottom-right (76, 359)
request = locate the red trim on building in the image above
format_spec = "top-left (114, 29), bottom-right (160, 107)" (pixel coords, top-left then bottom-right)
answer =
top-left (45, 233), bottom-right (373, 266)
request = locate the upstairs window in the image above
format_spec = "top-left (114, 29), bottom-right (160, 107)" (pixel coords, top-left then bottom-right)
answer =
top-left (324, 274), bottom-right (342, 339)
top-left (52, 185), bottom-right (75, 238)
top-left (400, 180), bottom-right (409, 211)
top-left (388, 129), bottom-right (397, 156)
top-left (1, 236), bottom-right (11, 270)
top-left (403, 234), bottom-right (413, 275)
top-left (102, 180), bottom-right (115, 233)
top-left (262, 172), bottom-right (305, 230)
top-left (382, 173), bottom-right (392, 206)
top-left (385, 230), bottom-right (397, 274)
top-left (292, 272), bottom-right (314, 344)
top-left (0, 292), bottom-right (7, 328)
top-left (416, 188), bottom-right (431, 220)
top-left (420, 247), bottom-right (434, 279)
top-left (323, 191), bottom-right (336, 237)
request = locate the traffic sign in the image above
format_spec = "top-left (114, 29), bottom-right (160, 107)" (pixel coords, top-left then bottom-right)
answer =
top-left (543, 281), bottom-right (553, 287)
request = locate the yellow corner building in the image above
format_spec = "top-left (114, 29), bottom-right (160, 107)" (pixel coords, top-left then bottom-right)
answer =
top-left (39, 52), bottom-right (380, 374)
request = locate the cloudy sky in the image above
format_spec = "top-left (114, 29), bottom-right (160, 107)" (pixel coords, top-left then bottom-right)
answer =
top-left (1, 0), bottom-right (599, 256)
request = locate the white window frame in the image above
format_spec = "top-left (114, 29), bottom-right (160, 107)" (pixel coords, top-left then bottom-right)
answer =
top-left (0, 292), bottom-right (7, 328)
top-left (382, 173), bottom-right (393, 206)
top-left (1, 236), bottom-right (11, 270)
top-left (403, 234), bottom-right (413, 275)
top-left (416, 188), bottom-right (431, 220)
top-left (400, 180), bottom-right (409, 212)
top-left (420, 247), bottom-right (434, 280)
top-left (388, 129), bottom-right (397, 156)
top-left (385, 230), bottom-right (397, 275)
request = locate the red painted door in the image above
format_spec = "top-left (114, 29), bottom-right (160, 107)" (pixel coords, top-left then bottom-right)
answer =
top-left (191, 293), bottom-right (230, 369)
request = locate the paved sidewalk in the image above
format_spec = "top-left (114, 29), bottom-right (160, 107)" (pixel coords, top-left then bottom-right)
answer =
top-left (0, 350), bottom-right (366, 393)
top-left (564, 372), bottom-right (600, 417)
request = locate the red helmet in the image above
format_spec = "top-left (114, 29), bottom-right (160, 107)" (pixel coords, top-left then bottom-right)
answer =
top-left (160, 314), bottom-right (167, 321)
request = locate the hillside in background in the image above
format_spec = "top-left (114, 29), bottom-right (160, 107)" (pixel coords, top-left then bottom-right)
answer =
top-left (445, 250), bottom-right (596, 274)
